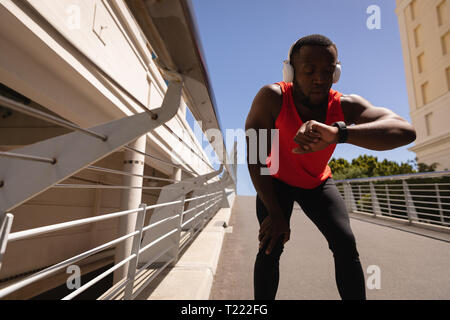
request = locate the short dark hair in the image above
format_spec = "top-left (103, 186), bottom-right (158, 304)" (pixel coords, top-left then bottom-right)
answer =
top-left (289, 34), bottom-right (338, 62)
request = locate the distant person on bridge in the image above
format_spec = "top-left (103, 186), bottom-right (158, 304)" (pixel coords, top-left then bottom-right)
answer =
top-left (245, 34), bottom-right (416, 300)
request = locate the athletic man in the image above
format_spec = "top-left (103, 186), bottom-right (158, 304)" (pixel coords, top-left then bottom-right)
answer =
top-left (245, 34), bottom-right (416, 300)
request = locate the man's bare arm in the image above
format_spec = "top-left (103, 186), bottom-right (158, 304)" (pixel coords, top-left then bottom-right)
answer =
top-left (245, 84), bottom-right (285, 221)
top-left (342, 94), bottom-right (416, 150)
top-left (292, 94), bottom-right (417, 155)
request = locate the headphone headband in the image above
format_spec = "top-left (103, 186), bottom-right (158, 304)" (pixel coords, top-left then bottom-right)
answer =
top-left (283, 39), bottom-right (341, 83)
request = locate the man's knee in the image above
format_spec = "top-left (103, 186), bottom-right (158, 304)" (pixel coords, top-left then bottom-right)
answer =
top-left (257, 237), bottom-right (285, 261)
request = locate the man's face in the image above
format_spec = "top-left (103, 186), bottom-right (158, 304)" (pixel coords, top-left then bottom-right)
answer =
top-left (291, 45), bottom-right (338, 107)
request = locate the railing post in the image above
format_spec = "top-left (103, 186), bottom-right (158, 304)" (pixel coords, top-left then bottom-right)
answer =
top-left (357, 185), bottom-right (362, 211)
top-left (385, 185), bottom-right (391, 216)
top-left (210, 193), bottom-right (221, 221)
top-left (343, 182), bottom-right (357, 213)
top-left (206, 193), bottom-right (215, 222)
top-left (170, 195), bottom-right (186, 267)
top-left (369, 182), bottom-right (381, 217)
top-left (123, 204), bottom-right (147, 300)
top-left (0, 213), bottom-right (14, 272)
top-left (196, 194), bottom-right (207, 230)
top-left (434, 183), bottom-right (444, 224)
top-left (403, 180), bottom-right (418, 223)
top-left (199, 193), bottom-right (209, 230)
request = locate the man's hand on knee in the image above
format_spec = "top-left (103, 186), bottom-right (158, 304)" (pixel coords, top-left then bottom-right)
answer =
top-left (258, 216), bottom-right (290, 255)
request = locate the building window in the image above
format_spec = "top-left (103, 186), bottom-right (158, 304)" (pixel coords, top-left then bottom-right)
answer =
top-left (442, 31), bottom-right (450, 55)
top-left (446, 66), bottom-right (450, 91)
top-left (417, 53), bottom-right (425, 73)
top-left (413, 25), bottom-right (422, 47)
top-left (421, 81), bottom-right (429, 105)
top-left (425, 112), bottom-right (433, 136)
top-left (437, 0), bottom-right (447, 26)
top-left (410, 0), bottom-right (417, 20)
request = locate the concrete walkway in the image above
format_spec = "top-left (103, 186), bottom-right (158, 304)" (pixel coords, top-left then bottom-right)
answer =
top-left (210, 195), bottom-right (450, 300)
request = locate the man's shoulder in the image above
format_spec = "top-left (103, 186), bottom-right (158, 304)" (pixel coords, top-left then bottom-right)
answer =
top-left (246, 83), bottom-right (284, 130)
top-left (339, 94), bottom-right (372, 125)
top-left (340, 93), bottom-right (366, 105)
top-left (258, 83), bottom-right (283, 101)
top-left (253, 83), bottom-right (283, 118)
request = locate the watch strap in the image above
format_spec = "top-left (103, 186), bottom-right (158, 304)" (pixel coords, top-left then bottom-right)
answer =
top-left (332, 121), bottom-right (348, 143)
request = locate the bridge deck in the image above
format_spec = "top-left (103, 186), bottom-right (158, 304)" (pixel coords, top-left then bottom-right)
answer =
top-left (210, 195), bottom-right (450, 300)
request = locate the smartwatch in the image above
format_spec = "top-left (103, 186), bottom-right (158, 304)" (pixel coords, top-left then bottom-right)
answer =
top-left (331, 121), bottom-right (348, 143)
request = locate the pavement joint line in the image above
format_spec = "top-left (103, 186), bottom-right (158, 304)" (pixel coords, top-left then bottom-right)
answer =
top-left (170, 265), bottom-right (215, 273)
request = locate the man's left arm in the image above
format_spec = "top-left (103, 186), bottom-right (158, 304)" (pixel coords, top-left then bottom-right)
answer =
top-left (340, 94), bottom-right (416, 150)
top-left (292, 94), bottom-right (416, 154)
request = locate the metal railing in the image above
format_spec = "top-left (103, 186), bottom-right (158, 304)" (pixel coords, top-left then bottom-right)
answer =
top-left (335, 171), bottom-right (450, 228)
top-left (0, 94), bottom-right (233, 298)
top-left (0, 89), bottom-right (234, 299)
top-left (0, 0), bottom-right (238, 300)
top-left (0, 78), bottom-right (235, 300)
top-left (0, 185), bottom-right (226, 300)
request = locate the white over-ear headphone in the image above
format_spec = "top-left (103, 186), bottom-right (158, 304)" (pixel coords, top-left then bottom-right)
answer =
top-left (282, 41), bottom-right (341, 84)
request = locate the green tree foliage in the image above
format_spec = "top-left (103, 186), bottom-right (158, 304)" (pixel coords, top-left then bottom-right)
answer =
top-left (329, 155), bottom-right (438, 180)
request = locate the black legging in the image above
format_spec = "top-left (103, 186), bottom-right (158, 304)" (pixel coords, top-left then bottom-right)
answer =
top-left (254, 177), bottom-right (366, 300)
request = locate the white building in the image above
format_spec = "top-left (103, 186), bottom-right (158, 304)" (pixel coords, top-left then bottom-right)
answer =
top-left (0, 0), bottom-right (235, 299)
top-left (395, 0), bottom-right (450, 170)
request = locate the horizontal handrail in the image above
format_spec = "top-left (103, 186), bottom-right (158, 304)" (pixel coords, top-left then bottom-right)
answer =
top-left (8, 208), bottom-right (142, 242)
top-left (408, 183), bottom-right (450, 187)
top-left (86, 166), bottom-right (177, 183)
top-left (185, 191), bottom-right (222, 202)
top-left (372, 185), bottom-right (404, 188)
top-left (138, 228), bottom-right (178, 255)
top-left (367, 183), bottom-right (450, 188)
top-left (0, 135), bottom-right (230, 300)
top-left (62, 253), bottom-right (136, 300)
top-left (181, 196), bottom-right (222, 228)
top-left (52, 184), bottom-right (175, 190)
top-left (0, 95), bottom-right (107, 141)
top-left (352, 198), bottom-right (450, 213)
top-left (182, 204), bottom-right (201, 217)
top-left (8, 199), bottom-right (185, 242)
top-left (336, 172), bottom-right (450, 229)
top-left (0, 192), bottom-right (223, 298)
top-left (407, 188), bottom-right (447, 192)
top-left (371, 196), bottom-right (406, 202)
top-left (0, 187), bottom-right (226, 299)
top-left (0, 151), bottom-right (56, 164)
top-left (141, 192), bottom-right (222, 232)
top-left (123, 146), bottom-right (197, 176)
top-left (0, 230), bottom-right (139, 298)
top-left (143, 214), bottom-right (180, 233)
top-left (335, 170), bottom-right (450, 183)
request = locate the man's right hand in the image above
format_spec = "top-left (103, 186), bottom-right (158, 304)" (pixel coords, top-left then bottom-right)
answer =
top-left (258, 215), bottom-right (290, 255)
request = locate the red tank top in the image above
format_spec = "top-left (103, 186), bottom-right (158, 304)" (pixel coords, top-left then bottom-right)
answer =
top-left (265, 81), bottom-right (345, 189)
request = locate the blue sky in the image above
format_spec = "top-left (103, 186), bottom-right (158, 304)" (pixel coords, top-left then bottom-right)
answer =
top-left (187, 0), bottom-right (417, 196)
